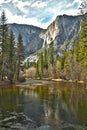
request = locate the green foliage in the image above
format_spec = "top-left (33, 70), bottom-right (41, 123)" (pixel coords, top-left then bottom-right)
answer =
top-left (36, 51), bottom-right (43, 78)
top-left (77, 14), bottom-right (87, 70)
top-left (0, 10), bottom-right (9, 80)
top-left (16, 33), bottom-right (25, 80)
top-left (43, 47), bottom-right (48, 70)
top-left (61, 52), bottom-right (69, 71)
top-left (0, 11), bottom-right (25, 83)
top-left (8, 30), bottom-right (16, 83)
top-left (49, 42), bottom-right (54, 66)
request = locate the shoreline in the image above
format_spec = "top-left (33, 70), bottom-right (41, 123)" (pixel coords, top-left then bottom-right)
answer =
top-left (16, 78), bottom-right (85, 88)
top-left (16, 79), bottom-right (55, 87)
top-left (0, 78), bottom-right (85, 88)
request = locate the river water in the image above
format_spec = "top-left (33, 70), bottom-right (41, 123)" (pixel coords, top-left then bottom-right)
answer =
top-left (0, 82), bottom-right (87, 130)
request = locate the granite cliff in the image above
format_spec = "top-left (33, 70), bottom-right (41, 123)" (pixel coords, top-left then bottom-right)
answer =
top-left (8, 15), bottom-right (81, 57)
top-left (8, 23), bottom-right (45, 55)
top-left (41, 15), bottom-right (81, 55)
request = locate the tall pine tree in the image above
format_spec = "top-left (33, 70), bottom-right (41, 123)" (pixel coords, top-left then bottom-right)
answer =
top-left (8, 30), bottom-right (15, 83)
top-left (77, 3), bottom-right (87, 69)
top-left (0, 10), bottom-right (9, 80)
top-left (17, 33), bottom-right (25, 80)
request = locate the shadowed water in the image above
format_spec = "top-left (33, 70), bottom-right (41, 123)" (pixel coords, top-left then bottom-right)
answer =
top-left (0, 82), bottom-right (87, 130)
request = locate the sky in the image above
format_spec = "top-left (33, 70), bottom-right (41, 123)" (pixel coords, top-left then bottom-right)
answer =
top-left (0, 0), bottom-right (81, 29)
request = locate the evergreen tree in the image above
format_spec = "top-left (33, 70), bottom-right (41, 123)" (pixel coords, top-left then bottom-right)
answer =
top-left (0, 10), bottom-right (9, 80)
top-left (43, 47), bottom-right (48, 70)
top-left (17, 33), bottom-right (25, 80)
top-left (62, 52), bottom-right (69, 72)
top-left (36, 60), bottom-right (39, 78)
top-left (8, 30), bottom-right (15, 83)
top-left (37, 51), bottom-right (43, 78)
top-left (49, 42), bottom-right (54, 67)
top-left (77, 14), bottom-right (87, 69)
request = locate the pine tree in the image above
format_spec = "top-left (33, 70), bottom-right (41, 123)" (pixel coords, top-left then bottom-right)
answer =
top-left (36, 60), bottom-right (39, 78)
top-left (77, 14), bottom-right (87, 69)
top-left (37, 51), bottom-right (43, 79)
top-left (43, 47), bottom-right (48, 70)
top-left (17, 33), bottom-right (25, 80)
top-left (8, 30), bottom-right (15, 83)
top-left (0, 10), bottom-right (9, 80)
top-left (49, 42), bottom-right (54, 67)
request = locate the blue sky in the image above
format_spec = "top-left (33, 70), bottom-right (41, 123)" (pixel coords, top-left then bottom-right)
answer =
top-left (0, 0), bottom-right (81, 28)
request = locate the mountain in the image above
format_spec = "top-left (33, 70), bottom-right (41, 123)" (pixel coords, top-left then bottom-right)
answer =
top-left (41, 15), bottom-right (81, 55)
top-left (8, 15), bottom-right (81, 58)
top-left (8, 23), bottom-right (45, 56)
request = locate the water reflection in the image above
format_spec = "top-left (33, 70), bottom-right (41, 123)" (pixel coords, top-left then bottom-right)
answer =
top-left (0, 83), bottom-right (87, 130)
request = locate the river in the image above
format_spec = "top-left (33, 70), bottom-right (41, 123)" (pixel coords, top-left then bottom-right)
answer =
top-left (0, 82), bottom-right (87, 130)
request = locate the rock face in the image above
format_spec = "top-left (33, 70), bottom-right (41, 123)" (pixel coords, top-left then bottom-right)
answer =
top-left (8, 23), bottom-right (45, 55)
top-left (8, 15), bottom-right (81, 57)
top-left (42, 15), bottom-right (81, 55)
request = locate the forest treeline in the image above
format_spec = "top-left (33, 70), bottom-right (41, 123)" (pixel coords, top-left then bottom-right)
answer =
top-left (0, 11), bottom-right (25, 84)
top-left (0, 0), bottom-right (87, 85)
top-left (25, 1), bottom-right (87, 85)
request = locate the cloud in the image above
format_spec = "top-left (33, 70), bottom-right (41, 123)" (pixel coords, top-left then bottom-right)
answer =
top-left (74, 0), bottom-right (81, 3)
top-left (0, 0), bottom-right (5, 4)
top-left (67, 3), bottom-right (74, 8)
top-left (66, 0), bottom-right (81, 8)
top-left (0, 8), bottom-right (48, 28)
top-left (40, 16), bottom-right (53, 23)
top-left (0, 0), bottom-right (81, 29)
top-left (0, 0), bottom-right (12, 5)
top-left (31, 1), bottom-right (48, 8)
top-left (15, 1), bottom-right (30, 13)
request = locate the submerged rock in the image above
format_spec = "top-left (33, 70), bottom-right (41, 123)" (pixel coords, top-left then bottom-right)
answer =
top-left (36, 125), bottom-right (50, 130)
top-left (0, 116), bottom-right (16, 124)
